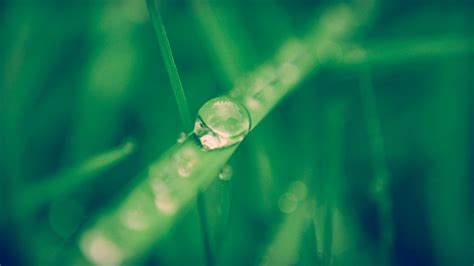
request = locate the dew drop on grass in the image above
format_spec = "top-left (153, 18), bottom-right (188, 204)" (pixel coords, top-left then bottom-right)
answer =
top-left (176, 132), bottom-right (187, 143)
top-left (151, 180), bottom-right (177, 215)
top-left (218, 164), bottom-right (233, 181)
top-left (278, 193), bottom-right (298, 213)
top-left (194, 97), bottom-right (251, 150)
top-left (174, 146), bottom-right (197, 177)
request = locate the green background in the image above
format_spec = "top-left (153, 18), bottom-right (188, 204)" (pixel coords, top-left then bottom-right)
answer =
top-left (1, 0), bottom-right (473, 265)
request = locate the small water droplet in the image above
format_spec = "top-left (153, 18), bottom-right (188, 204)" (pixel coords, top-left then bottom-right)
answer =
top-left (151, 180), bottom-right (177, 215)
top-left (278, 193), bottom-right (298, 213)
top-left (174, 147), bottom-right (197, 177)
top-left (218, 165), bottom-right (233, 181)
top-left (194, 97), bottom-right (251, 150)
top-left (177, 132), bottom-right (187, 143)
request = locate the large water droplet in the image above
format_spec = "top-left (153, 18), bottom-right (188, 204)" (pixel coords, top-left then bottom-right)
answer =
top-left (194, 97), bottom-right (251, 150)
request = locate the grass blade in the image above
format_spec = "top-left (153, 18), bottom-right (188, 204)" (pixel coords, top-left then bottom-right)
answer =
top-left (341, 36), bottom-right (474, 66)
top-left (16, 140), bottom-right (136, 218)
top-left (259, 182), bottom-right (310, 266)
top-left (146, 0), bottom-right (192, 131)
top-left (359, 63), bottom-right (393, 264)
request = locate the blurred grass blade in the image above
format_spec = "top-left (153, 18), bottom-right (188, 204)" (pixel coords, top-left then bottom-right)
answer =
top-left (341, 36), bottom-right (474, 66)
top-left (196, 190), bottom-right (214, 266)
top-left (76, 137), bottom-right (237, 265)
top-left (260, 183), bottom-right (309, 266)
top-left (17, 140), bottom-right (136, 217)
top-left (322, 103), bottom-right (346, 264)
top-left (359, 63), bottom-right (393, 263)
top-left (146, 0), bottom-right (192, 131)
top-left (192, 0), bottom-right (243, 84)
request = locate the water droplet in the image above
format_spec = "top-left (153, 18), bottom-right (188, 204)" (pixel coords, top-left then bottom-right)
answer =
top-left (278, 193), bottom-right (298, 213)
top-left (80, 231), bottom-right (124, 265)
top-left (174, 146), bottom-right (197, 177)
top-left (194, 97), bottom-right (251, 150)
top-left (176, 132), bottom-right (187, 143)
top-left (218, 165), bottom-right (233, 181)
top-left (151, 180), bottom-right (178, 215)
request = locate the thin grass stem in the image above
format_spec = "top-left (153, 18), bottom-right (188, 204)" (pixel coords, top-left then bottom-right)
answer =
top-left (359, 63), bottom-right (393, 264)
top-left (146, 0), bottom-right (192, 131)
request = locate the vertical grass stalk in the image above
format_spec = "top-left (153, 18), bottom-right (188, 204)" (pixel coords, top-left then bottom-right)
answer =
top-left (146, 0), bottom-right (192, 131)
top-left (359, 62), bottom-right (393, 264)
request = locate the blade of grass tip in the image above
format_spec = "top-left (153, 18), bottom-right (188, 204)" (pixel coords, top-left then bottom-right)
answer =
top-left (15, 140), bottom-right (136, 219)
top-left (146, 0), bottom-right (192, 131)
top-left (197, 190), bottom-right (215, 266)
top-left (359, 62), bottom-right (393, 264)
top-left (72, 3), bottom-right (376, 264)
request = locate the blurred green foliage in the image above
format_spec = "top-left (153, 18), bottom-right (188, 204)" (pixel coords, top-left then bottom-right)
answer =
top-left (1, 0), bottom-right (473, 265)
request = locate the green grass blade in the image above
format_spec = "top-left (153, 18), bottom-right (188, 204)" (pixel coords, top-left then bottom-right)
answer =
top-left (259, 182), bottom-right (310, 265)
top-left (16, 140), bottom-right (136, 218)
top-left (341, 36), bottom-right (474, 66)
top-left (146, 0), bottom-right (192, 131)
